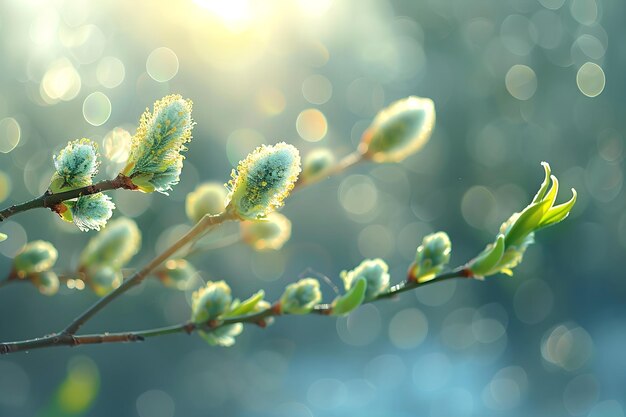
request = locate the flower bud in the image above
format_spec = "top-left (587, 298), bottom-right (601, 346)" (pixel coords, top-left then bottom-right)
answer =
top-left (359, 96), bottom-right (435, 163)
top-left (13, 240), bottom-right (58, 278)
top-left (279, 278), bottom-right (321, 314)
top-left (411, 232), bottom-right (451, 282)
top-left (86, 266), bottom-right (123, 296)
top-left (50, 138), bottom-right (99, 192)
top-left (185, 182), bottom-right (228, 223)
top-left (65, 193), bottom-right (115, 232)
top-left (301, 148), bottom-right (336, 183)
top-left (226, 142), bottom-right (301, 220)
top-left (240, 212), bottom-right (291, 251)
top-left (191, 280), bottom-right (232, 323)
top-left (341, 258), bottom-right (390, 301)
top-left (79, 217), bottom-right (141, 269)
top-left (31, 271), bottom-right (60, 296)
top-left (122, 95), bottom-right (194, 194)
top-left (155, 259), bottom-right (197, 290)
top-left (198, 323), bottom-right (243, 347)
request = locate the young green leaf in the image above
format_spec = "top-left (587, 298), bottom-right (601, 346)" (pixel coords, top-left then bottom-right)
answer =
top-left (331, 277), bottom-right (366, 316)
top-left (226, 290), bottom-right (266, 317)
top-left (538, 189), bottom-right (577, 229)
top-left (467, 234), bottom-right (505, 278)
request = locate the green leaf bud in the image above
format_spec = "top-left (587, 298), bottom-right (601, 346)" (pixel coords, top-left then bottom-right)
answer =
top-left (154, 259), bottom-right (197, 291)
top-left (503, 163), bottom-right (576, 248)
top-left (79, 217), bottom-right (141, 269)
top-left (341, 258), bottom-right (390, 301)
top-left (359, 96), bottom-right (435, 163)
top-left (226, 290), bottom-right (265, 317)
top-left (240, 212), bottom-right (291, 251)
top-left (0, 233), bottom-right (7, 242)
top-left (537, 190), bottom-right (578, 229)
top-left (50, 138), bottom-right (99, 192)
top-left (191, 280), bottom-right (232, 323)
top-left (467, 162), bottom-right (576, 278)
top-left (66, 193), bottom-right (115, 232)
top-left (279, 278), bottom-right (321, 314)
top-left (31, 271), bottom-right (60, 296)
top-left (86, 266), bottom-right (123, 296)
top-left (531, 162), bottom-right (552, 204)
top-left (122, 95), bottom-right (194, 194)
top-left (198, 323), bottom-right (243, 347)
top-left (466, 234), bottom-right (505, 279)
top-left (331, 277), bottom-right (366, 316)
top-left (185, 182), bottom-right (228, 223)
top-left (411, 232), bottom-right (451, 282)
top-left (226, 142), bottom-right (301, 220)
top-left (13, 240), bottom-right (58, 278)
top-left (301, 148), bottom-right (336, 183)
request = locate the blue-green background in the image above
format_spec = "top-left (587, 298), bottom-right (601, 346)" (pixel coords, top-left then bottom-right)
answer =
top-left (1, 0), bottom-right (624, 416)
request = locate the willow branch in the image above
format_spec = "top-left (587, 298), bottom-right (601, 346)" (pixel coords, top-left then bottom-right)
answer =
top-left (0, 149), bottom-right (368, 349)
top-left (0, 267), bottom-right (471, 354)
top-left (0, 174), bottom-right (136, 222)
top-left (61, 210), bottom-right (235, 335)
top-left (295, 150), bottom-right (364, 189)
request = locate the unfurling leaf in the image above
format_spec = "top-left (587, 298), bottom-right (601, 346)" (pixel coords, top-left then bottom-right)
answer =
top-left (331, 277), bottom-right (366, 316)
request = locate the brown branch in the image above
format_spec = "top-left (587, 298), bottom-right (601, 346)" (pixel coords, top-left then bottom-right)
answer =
top-left (61, 210), bottom-right (235, 335)
top-left (0, 150), bottom-right (371, 353)
top-left (0, 174), bottom-right (136, 222)
top-left (0, 267), bottom-right (472, 354)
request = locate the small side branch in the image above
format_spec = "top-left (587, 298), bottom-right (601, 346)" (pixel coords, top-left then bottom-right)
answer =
top-left (0, 174), bottom-right (136, 222)
top-left (61, 211), bottom-right (234, 335)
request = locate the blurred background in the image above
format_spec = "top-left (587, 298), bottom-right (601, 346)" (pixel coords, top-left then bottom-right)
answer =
top-left (0, 0), bottom-right (624, 416)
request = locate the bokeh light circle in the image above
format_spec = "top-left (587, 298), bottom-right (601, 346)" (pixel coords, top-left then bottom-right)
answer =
top-left (514, 279), bottom-right (554, 324)
top-left (103, 127), bottom-right (132, 163)
top-left (40, 59), bottom-right (82, 102)
top-left (0, 171), bottom-right (12, 203)
top-left (576, 62), bottom-right (605, 97)
top-left (0, 117), bottom-right (21, 153)
top-left (302, 74), bottom-right (333, 105)
top-left (136, 389), bottom-right (175, 417)
top-left (505, 65), bottom-right (537, 100)
top-left (296, 109), bottom-right (327, 142)
top-left (388, 308), bottom-right (428, 349)
top-left (97, 56), bottom-right (126, 88)
top-left (538, 0), bottom-right (566, 10)
top-left (336, 304), bottom-right (381, 346)
top-left (82, 92), bottom-right (112, 126)
top-left (146, 47), bottom-right (179, 82)
top-left (541, 322), bottom-right (593, 371)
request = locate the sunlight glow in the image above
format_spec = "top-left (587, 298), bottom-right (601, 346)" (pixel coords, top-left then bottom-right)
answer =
top-left (193, 0), bottom-right (253, 31)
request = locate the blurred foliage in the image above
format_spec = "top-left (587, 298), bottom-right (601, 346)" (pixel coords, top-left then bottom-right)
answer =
top-left (36, 356), bottom-right (99, 417)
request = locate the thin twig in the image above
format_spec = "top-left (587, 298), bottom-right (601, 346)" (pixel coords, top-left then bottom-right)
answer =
top-left (0, 150), bottom-right (371, 352)
top-left (62, 210), bottom-right (235, 335)
top-left (0, 174), bottom-right (136, 222)
top-left (294, 151), bottom-right (364, 188)
top-left (0, 268), bottom-right (471, 354)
